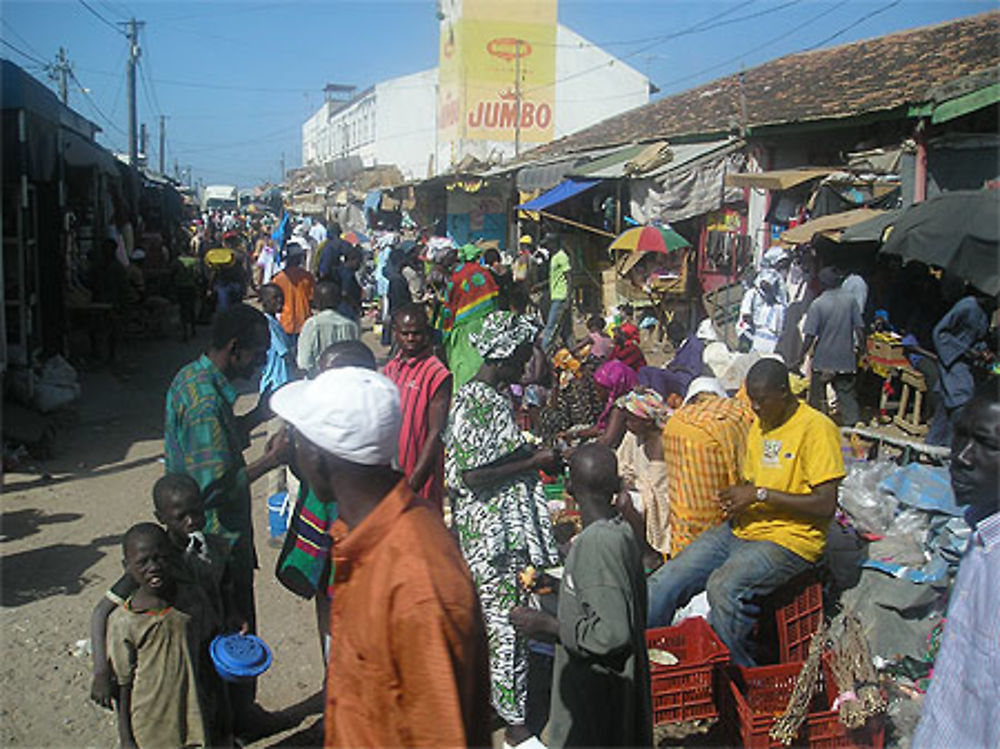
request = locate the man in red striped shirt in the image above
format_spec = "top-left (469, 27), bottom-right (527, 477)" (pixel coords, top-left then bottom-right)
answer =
top-left (383, 304), bottom-right (453, 510)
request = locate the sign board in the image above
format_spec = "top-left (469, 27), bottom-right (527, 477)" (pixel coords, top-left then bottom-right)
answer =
top-left (438, 0), bottom-right (557, 145)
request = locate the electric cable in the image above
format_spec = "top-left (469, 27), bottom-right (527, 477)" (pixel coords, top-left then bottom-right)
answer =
top-left (76, 0), bottom-right (126, 36)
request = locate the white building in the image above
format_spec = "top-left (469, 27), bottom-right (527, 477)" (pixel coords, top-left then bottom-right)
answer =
top-left (302, 22), bottom-right (650, 181)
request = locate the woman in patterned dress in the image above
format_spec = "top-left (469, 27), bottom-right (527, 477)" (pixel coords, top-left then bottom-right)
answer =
top-left (444, 310), bottom-right (560, 749)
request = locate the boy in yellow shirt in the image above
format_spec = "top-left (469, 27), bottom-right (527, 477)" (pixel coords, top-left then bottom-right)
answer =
top-left (647, 358), bottom-right (844, 665)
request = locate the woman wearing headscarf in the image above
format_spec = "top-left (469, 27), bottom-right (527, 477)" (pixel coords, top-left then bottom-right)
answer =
top-left (561, 359), bottom-right (640, 446)
top-left (616, 388), bottom-right (672, 567)
top-left (737, 260), bottom-right (789, 354)
top-left (440, 244), bottom-right (498, 390)
top-left (537, 351), bottom-right (603, 444)
top-left (444, 310), bottom-right (561, 749)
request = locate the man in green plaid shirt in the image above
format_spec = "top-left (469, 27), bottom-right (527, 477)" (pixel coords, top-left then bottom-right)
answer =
top-left (164, 303), bottom-right (287, 732)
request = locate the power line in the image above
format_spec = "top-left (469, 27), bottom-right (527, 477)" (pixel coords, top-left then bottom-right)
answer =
top-left (137, 28), bottom-right (164, 116)
top-left (799, 0), bottom-right (904, 52)
top-left (523, 1), bottom-right (758, 94)
top-left (537, 0), bottom-right (804, 49)
top-left (656, 1), bottom-right (849, 91)
top-left (107, 47), bottom-right (128, 120)
top-left (70, 68), bottom-right (128, 136)
top-left (0, 19), bottom-right (47, 59)
top-left (0, 37), bottom-right (47, 66)
top-left (76, 0), bottom-right (126, 36)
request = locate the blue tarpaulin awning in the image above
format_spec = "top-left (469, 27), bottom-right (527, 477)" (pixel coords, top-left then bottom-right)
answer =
top-left (516, 179), bottom-right (599, 211)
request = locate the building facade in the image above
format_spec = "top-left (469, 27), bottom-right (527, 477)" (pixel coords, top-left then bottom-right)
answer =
top-left (302, 0), bottom-right (649, 181)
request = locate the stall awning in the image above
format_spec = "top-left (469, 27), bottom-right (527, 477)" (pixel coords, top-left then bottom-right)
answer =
top-left (725, 168), bottom-right (834, 191)
top-left (780, 208), bottom-right (891, 245)
top-left (516, 179), bottom-right (599, 211)
top-left (839, 209), bottom-right (903, 243)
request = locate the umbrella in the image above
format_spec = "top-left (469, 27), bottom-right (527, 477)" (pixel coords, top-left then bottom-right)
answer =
top-left (608, 224), bottom-right (691, 254)
top-left (341, 230), bottom-right (369, 245)
top-left (880, 190), bottom-right (999, 295)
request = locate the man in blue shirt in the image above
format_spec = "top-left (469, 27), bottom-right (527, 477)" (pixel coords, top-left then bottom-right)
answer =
top-left (926, 291), bottom-right (992, 445)
top-left (258, 283), bottom-right (296, 497)
top-left (913, 382), bottom-right (1000, 748)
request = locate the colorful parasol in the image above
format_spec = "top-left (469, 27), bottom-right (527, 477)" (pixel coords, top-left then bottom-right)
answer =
top-left (608, 224), bottom-right (691, 254)
top-left (341, 230), bottom-right (369, 245)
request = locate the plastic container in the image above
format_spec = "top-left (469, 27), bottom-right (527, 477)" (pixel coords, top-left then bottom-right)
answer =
top-left (775, 582), bottom-right (824, 663)
top-left (646, 617), bottom-right (730, 725)
top-left (723, 656), bottom-right (885, 749)
top-left (267, 491), bottom-right (290, 539)
top-left (210, 633), bottom-right (272, 683)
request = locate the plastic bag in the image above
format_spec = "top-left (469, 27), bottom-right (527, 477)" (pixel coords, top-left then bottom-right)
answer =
top-left (867, 509), bottom-right (929, 567)
top-left (838, 459), bottom-right (898, 535)
top-left (878, 464), bottom-right (961, 516)
top-left (40, 355), bottom-right (78, 387)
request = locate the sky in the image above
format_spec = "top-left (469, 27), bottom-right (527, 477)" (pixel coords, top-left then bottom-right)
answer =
top-left (1, 0), bottom-right (992, 186)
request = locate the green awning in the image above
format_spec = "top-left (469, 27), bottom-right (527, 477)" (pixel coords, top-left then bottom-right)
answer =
top-left (931, 82), bottom-right (1000, 124)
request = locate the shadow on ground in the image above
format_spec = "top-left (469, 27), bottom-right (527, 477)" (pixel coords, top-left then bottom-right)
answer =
top-left (0, 508), bottom-right (83, 543)
top-left (256, 691), bottom-right (325, 747)
top-left (0, 533), bottom-right (122, 607)
top-left (2, 453), bottom-right (165, 494)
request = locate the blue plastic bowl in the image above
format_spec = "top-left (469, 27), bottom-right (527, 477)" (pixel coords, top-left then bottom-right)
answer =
top-left (210, 633), bottom-right (272, 683)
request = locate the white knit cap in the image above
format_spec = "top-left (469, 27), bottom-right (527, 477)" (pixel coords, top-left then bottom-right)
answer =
top-left (271, 367), bottom-right (401, 466)
top-left (682, 376), bottom-right (729, 405)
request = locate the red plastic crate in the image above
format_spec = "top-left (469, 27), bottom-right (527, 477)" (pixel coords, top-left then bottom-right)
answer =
top-left (775, 581), bottom-right (824, 663)
top-left (646, 617), bottom-right (730, 725)
top-left (723, 656), bottom-right (884, 748)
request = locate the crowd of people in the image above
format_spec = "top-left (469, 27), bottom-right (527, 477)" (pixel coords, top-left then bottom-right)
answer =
top-left (86, 216), bottom-right (998, 748)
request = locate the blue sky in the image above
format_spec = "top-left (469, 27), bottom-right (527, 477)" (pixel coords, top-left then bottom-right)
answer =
top-left (2, 0), bottom-right (992, 186)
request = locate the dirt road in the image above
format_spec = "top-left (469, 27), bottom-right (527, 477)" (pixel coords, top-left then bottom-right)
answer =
top-left (1, 329), bottom-right (326, 748)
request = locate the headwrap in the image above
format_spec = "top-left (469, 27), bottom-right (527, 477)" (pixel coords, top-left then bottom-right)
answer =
top-left (426, 236), bottom-right (455, 263)
top-left (469, 310), bottom-right (539, 361)
top-left (682, 376), bottom-right (729, 405)
top-left (592, 359), bottom-right (639, 429)
top-left (616, 387), bottom-right (671, 426)
top-left (552, 348), bottom-right (581, 375)
top-left (696, 318), bottom-right (720, 342)
top-left (552, 348), bottom-right (582, 388)
top-left (761, 247), bottom-right (789, 269)
top-left (459, 243), bottom-right (482, 262)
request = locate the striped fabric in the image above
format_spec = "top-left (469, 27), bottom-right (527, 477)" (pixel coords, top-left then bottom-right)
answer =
top-left (164, 355), bottom-right (251, 558)
top-left (383, 351), bottom-right (452, 508)
top-left (439, 261), bottom-right (497, 332)
top-left (661, 394), bottom-right (754, 556)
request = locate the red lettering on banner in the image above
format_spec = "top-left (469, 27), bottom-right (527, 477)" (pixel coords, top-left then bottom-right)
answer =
top-left (498, 101), bottom-right (518, 128)
top-left (483, 102), bottom-right (499, 128)
top-left (536, 103), bottom-right (551, 129)
top-left (468, 102), bottom-right (483, 128)
top-left (521, 103), bottom-right (534, 128)
top-left (466, 99), bottom-right (554, 132)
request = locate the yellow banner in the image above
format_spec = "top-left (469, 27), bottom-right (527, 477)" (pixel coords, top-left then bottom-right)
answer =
top-left (438, 0), bottom-right (557, 144)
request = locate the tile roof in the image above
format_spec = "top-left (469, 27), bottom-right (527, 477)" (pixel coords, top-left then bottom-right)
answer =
top-left (530, 11), bottom-right (1000, 158)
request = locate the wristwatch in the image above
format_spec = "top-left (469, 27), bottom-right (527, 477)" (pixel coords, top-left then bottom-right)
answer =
top-left (756, 486), bottom-right (768, 503)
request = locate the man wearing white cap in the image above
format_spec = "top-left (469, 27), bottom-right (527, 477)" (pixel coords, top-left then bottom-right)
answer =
top-left (271, 367), bottom-right (491, 748)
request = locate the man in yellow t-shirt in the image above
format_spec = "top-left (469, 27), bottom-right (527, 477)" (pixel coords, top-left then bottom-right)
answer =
top-left (647, 358), bottom-right (844, 666)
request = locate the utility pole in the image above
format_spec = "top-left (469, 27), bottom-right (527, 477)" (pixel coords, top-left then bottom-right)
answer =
top-left (159, 115), bottom-right (166, 174)
top-left (122, 18), bottom-right (145, 167)
top-left (140, 123), bottom-right (148, 163)
top-left (48, 47), bottom-right (71, 105)
top-left (280, 152), bottom-right (285, 184)
top-left (514, 38), bottom-right (522, 159)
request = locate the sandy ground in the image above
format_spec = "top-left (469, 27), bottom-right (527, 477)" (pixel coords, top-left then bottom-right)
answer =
top-left (1, 313), bottom-right (675, 749)
top-left (1, 327), bottom-right (328, 749)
